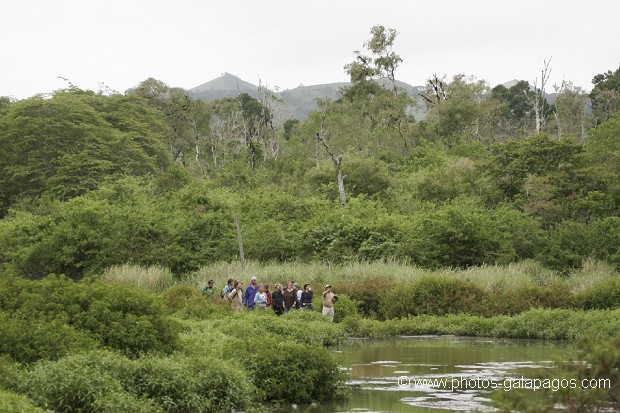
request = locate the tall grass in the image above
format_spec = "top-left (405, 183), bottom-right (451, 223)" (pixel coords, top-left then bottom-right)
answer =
top-left (98, 259), bottom-right (620, 319)
top-left (100, 264), bottom-right (174, 292)
top-left (98, 259), bottom-right (619, 294)
top-left (183, 259), bottom-right (617, 292)
top-left (566, 258), bottom-right (618, 293)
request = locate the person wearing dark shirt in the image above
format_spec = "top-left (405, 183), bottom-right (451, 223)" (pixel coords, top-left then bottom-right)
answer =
top-left (300, 283), bottom-right (314, 310)
top-left (283, 280), bottom-right (297, 312)
top-left (271, 283), bottom-right (284, 315)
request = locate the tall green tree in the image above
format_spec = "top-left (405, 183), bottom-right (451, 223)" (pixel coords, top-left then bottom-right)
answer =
top-left (550, 81), bottom-right (591, 141)
top-left (490, 80), bottom-right (536, 139)
top-left (0, 90), bottom-right (171, 215)
top-left (342, 25), bottom-right (414, 151)
top-left (590, 65), bottom-right (620, 124)
top-left (425, 74), bottom-right (492, 147)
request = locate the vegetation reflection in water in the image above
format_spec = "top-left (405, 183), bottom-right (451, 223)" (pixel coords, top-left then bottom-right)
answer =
top-left (296, 336), bottom-right (575, 413)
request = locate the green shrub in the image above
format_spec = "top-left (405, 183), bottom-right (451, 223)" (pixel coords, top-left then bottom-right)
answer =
top-left (577, 277), bottom-right (620, 309)
top-left (0, 355), bottom-right (22, 390)
top-left (17, 350), bottom-right (261, 413)
top-left (337, 276), bottom-right (397, 318)
top-left (380, 275), bottom-right (490, 318)
top-left (0, 312), bottom-right (97, 363)
top-left (160, 284), bottom-right (233, 320)
top-left (219, 311), bottom-right (346, 347)
top-left (17, 356), bottom-right (126, 413)
top-left (183, 356), bottom-right (260, 413)
top-left (0, 389), bottom-right (52, 413)
top-left (0, 277), bottom-right (180, 357)
top-left (122, 354), bottom-right (259, 413)
top-left (492, 282), bottom-right (575, 315)
top-left (241, 335), bottom-right (346, 404)
top-left (92, 393), bottom-right (164, 413)
top-left (178, 313), bottom-right (347, 404)
top-left (121, 356), bottom-right (209, 412)
top-left (492, 309), bottom-right (590, 340)
top-left (399, 200), bottom-right (544, 268)
top-left (331, 294), bottom-right (359, 323)
top-left (345, 308), bottom-right (620, 342)
top-left (544, 217), bottom-right (620, 271)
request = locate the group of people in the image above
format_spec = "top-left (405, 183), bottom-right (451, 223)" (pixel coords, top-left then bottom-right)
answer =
top-left (201, 276), bottom-right (338, 322)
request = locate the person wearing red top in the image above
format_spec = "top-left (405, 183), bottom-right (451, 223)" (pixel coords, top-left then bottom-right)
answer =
top-left (264, 284), bottom-right (273, 308)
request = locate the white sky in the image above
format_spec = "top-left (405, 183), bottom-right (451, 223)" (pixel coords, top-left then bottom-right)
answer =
top-left (1, 0), bottom-right (619, 99)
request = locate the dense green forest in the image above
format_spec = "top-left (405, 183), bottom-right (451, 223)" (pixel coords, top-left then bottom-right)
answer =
top-left (1, 30), bottom-right (619, 277)
top-left (1, 26), bottom-right (620, 412)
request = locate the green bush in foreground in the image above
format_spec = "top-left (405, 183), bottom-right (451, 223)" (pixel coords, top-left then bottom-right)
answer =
top-left (0, 277), bottom-right (180, 359)
top-left (16, 356), bottom-right (128, 413)
top-left (0, 312), bottom-right (97, 363)
top-left (178, 312), bottom-right (347, 404)
top-left (14, 350), bottom-right (261, 413)
top-left (242, 335), bottom-right (346, 404)
top-left (0, 389), bottom-right (52, 413)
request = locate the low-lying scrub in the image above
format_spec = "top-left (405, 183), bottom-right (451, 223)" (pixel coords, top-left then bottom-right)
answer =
top-left (381, 275), bottom-right (491, 318)
top-left (344, 308), bottom-right (620, 341)
top-left (0, 276), bottom-right (180, 361)
top-left (0, 389), bottom-right (51, 413)
top-left (11, 350), bottom-right (259, 413)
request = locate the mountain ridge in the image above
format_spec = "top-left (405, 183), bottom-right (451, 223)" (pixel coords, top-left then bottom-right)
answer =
top-left (189, 73), bottom-right (549, 119)
top-left (190, 73), bottom-right (427, 119)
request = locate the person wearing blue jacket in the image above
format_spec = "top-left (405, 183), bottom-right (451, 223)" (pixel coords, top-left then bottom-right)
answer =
top-left (243, 275), bottom-right (260, 310)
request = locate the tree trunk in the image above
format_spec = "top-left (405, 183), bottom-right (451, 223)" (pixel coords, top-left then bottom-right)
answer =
top-left (534, 58), bottom-right (552, 134)
top-left (316, 132), bottom-right (347, 207)
top-left (334, 155), bottom-right (347, 207)
top-left (235, 213), bottom-right (246, 270)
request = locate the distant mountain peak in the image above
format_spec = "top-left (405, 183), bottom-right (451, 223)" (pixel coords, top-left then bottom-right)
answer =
top-left (190, 73), bottom-right (259, 94)
top-left (189, 73), bottom-right (425, 119)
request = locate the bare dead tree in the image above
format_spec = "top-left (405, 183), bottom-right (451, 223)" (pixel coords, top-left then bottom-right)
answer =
top-left (533, 58), bottom-right (552, 134)
top-left (421, 73), bottom-right (448, 107)
top-left (257, 79), bottom-right (290, 161)
top-left (209, 110), bottom-right (243, 169)
top-left (316, 108), bottom-right (347, 207)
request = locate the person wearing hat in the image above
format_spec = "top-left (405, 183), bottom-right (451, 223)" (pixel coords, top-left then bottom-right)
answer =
top-left (243, 275), bottom-right (260, 310)
top-left (322, 284), bottom-right (337, 322)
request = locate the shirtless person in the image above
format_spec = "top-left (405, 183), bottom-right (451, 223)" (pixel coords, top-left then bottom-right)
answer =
top-left (322, 284), bottom-right (337, 322)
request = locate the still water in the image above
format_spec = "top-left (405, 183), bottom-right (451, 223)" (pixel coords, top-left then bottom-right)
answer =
top-left (305, 336), bottom-right (574, 413)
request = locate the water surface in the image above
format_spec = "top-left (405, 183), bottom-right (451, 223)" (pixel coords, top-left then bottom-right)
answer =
top-left (303, 336), bottom-right (575, 413)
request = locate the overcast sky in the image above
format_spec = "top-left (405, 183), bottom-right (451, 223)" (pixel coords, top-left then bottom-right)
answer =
top-left (2, 0), bottom-right (619, 99)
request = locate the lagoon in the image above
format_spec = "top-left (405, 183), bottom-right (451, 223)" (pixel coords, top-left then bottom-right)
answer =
top-left (302, 336), bottom-right (575, 413)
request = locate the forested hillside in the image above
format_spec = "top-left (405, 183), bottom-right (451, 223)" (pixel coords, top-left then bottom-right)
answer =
top-left (1, 27), bottom-right (619, 280)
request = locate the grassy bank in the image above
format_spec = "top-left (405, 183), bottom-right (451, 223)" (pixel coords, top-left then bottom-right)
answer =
top-left (342, 308), bottom-right (620, 341)
top-left (102, 259), bottom-right (620, 319)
